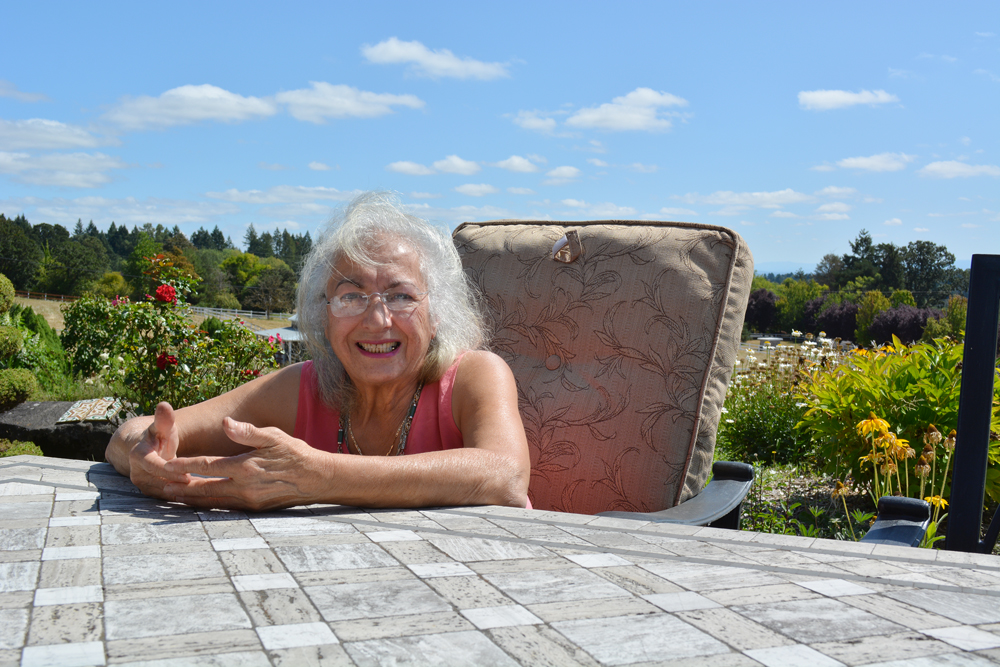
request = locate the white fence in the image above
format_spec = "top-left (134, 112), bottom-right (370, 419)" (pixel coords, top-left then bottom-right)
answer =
top-left (188, 306), bottom-right (293, 321)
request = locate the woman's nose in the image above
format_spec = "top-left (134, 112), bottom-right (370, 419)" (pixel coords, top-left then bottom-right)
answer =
top-left (362, 295), bottom-right (391, 328)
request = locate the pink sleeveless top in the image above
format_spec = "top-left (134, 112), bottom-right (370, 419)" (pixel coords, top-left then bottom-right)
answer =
top-left (293, 358), bottom-right (464, 454)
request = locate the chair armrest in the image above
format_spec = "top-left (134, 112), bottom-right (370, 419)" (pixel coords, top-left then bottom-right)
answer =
top-left (597, 461), bottom-right (753, 528)
top-left (859, 496), bottom-right (931, 547)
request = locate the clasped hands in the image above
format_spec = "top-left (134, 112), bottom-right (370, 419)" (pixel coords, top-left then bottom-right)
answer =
top-left (130, 402), bottom-right (317, 511)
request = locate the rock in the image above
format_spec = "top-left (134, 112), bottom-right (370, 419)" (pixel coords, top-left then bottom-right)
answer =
top-left (0, 401), bottom-right (115, 461)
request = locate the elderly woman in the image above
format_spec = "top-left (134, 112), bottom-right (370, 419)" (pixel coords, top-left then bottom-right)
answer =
top-left (106, 192), bottom-right (530, 510)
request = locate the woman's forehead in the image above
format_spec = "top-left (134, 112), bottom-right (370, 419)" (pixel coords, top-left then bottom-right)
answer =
top-left (330, 241), bottom-right (424, 285)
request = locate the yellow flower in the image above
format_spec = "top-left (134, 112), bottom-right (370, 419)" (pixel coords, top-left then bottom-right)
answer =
top-left (857, 412), bottom-right (890, 438)
top-left (831, 480), bottom-right (848, 499)
top-left (924, 495), bottom-right (949, 509)
top-left (923, 424), bottom-right (942, 446)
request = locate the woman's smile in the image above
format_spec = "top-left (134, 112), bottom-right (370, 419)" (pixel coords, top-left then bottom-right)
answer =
top-left (357, 341), bottom-right (401, 355)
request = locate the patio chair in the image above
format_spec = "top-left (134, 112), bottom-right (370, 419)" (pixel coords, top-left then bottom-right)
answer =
top-left (943, 254), bottom-right (1000, 553)
top-left (453, 219), bottom-right (754, 527)
top-left (858, 254), bottom-right (1000, 550)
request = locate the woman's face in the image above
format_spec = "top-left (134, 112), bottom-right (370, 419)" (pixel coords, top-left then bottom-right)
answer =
top-left (324, 239), bottom-right (437, 394)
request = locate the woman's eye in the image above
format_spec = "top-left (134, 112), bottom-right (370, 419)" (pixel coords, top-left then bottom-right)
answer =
top-left (339, 293), bottom-right (364, 303)
top-left (386, 292), bottom-right (414, 304)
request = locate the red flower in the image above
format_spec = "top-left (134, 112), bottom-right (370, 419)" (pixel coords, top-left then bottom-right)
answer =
top-left (155, 284), bottom-right (177, 304)
top-left (156, 353), bottom-right (178, 370)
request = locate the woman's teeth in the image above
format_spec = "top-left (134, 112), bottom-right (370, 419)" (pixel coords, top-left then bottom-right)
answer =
top-left (359, 342), bottom-right (399, 354)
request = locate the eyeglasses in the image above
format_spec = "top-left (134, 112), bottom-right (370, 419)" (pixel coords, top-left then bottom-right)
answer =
top-left (326, 290), bottom-right (428, 318)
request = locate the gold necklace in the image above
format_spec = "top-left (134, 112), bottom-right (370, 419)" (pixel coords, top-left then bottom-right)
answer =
top-left (338, 383), bottom-right (423, 456)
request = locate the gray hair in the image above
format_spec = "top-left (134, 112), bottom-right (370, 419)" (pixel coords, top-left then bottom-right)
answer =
top-left (296, 191), bottom-right (486, 409)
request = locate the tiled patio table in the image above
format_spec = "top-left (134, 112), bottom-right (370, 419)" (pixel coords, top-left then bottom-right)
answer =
top-left (3, 455), bottom-right (1000, 667)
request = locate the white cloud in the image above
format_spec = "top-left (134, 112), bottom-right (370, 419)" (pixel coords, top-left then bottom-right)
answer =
top-left (960, 136), bottom-right (972, 146)
top-left (770, 211), bottom-right (799, 218)
top-left (977, 32), bottom-right (996, 37)
top-left (0, 119), bottom-right (105, 150)
top-left (104, 84), bottom-right (277, 130)
top-left (678, 188), bottom-right (811, 211)
top-left (409, 192), bottom-right (440, 199)
top-left (507, 187), bottom-right (534, 195)
top-left (587, 158), bottom-right (608, 167)
top-left (276, 82), bottom-right (423, 123)
top-left (919, 161), bottom-right (1000, 178)
top-left (816, 186), bottom-right (857, 196)
top-left (884, 218), bottom-right (903, 226)
top-left (659, 207), bottom-right (697, 217)
top-left (513, 110), bottom-right (557, 133)
top-left (587, 140), bottom-right (606, 153)
top-left (561, 199), bottom-right (638, 218)
top-left (492, 155), bottom-right (538, 173)
top-left (0, 151), bottom-right (128, 187)
top-left (526, 153), bottom-right (547, 164)
top-left (386, 161), bottom-right (434, 176)
top-left (809, 164), bottom-right (836, 172)
top-left (962, 223), bottom-right (980, 229)
top-left (546, 166), bottom-right (580, 179)
top-left (816, 202), bottom-right (851, 213)
top-left (629, 162), bottom-right (658, 173)
top-left (974, 69), bottom-right (1000, 83)
top-left (361, 37), bottom-right (508, 80)
top-left (566, 87), bottom-right (688, 131)
top-left (543, 166), bottom-right (580, 185)
top-left (454, 183), bottom-right (498, 197)
top-left (308, 161), bottom-right (331, 171)
top-left (206, 185), bottom-right (355, 204)
top-left (798, 89), bottom-right (899, 111)
top-left (914, 227), bottom-right (930, 232)
top-left (0, 80), bottom-right (48, 103)
top-left (433, 155), bottom-right (480, 175)
top-left (837, 152), bottom-right (916, 172)
top-left (816, 213), bottom-right (849, 220)
top-left (258, 162), bottom-right (288, 171)
top-left (888, 68), bottom-right (917, 79)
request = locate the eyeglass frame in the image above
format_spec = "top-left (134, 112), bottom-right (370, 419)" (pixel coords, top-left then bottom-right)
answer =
top-left (325, 289), bottom-right (429, 318)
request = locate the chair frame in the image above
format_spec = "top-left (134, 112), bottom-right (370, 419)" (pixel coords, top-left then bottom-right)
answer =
top-left (944, 254), bottom-right (1000, 553)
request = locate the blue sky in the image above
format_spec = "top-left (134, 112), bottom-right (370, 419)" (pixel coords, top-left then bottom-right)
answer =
top-left (2, 2), bottom-right (997, 273)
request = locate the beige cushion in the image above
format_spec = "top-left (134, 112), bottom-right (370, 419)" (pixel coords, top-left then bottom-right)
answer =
top-left (454, 220), bottom-right (753, 515)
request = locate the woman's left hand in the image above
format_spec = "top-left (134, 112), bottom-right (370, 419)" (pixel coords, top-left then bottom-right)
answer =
top-left (161, 417), bottom-right (328, 511)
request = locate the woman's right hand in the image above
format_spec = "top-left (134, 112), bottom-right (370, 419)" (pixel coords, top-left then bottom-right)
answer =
top-left (126, 402), bottom-right (192, 499)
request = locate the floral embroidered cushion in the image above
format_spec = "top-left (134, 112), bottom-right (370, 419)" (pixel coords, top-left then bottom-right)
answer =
top-left (454, 220), bottom-right (753, 515)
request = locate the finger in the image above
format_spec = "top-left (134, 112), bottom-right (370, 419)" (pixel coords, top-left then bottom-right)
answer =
top-left (134, 441), bottom-right (190, 484)
top-left (164, 454), bottom-right (244, 477)
top-left (164, 476), bottom-right (237, 498)
top-left (153, 402), bottom-right (179, 459)
top-left (222, 417), bottom-right (280, 451)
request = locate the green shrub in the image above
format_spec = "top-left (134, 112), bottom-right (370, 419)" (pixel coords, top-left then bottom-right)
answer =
top-left (889, 289), bottom-right (916, 308)
top-left (0, 368), bottom-right (38, 410)
top-left (0, 326), bottom-right (23, 361)
top-left (200, 316), bottom-right (225, 339)
top-left (0, 438), bottom-right (43, 457)
top-left (0, 274), bottom-right (13, 315)
top-left (796, 335), bottom-right (1000, 503)
top-left (855, 290), bottom-right (891, 346)
top-left (720, 384), bottom-right (811, 463)
top-left (61, 254), bottom-right (279, 415)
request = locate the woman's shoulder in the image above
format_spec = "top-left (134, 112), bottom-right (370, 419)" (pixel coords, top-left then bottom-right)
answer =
top-left (453, 350), bottom-right (515, 392)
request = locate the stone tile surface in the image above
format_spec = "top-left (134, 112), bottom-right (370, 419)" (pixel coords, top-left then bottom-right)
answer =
top-left (7, 456), bottom-right (1000, 667)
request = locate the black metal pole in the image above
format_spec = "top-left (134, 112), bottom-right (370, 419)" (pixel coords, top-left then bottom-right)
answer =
top-left (944, 255), bottom-right (1000, 553)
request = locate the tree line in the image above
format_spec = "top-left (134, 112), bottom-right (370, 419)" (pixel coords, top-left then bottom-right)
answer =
top-left (745, 230), bottom-right (971, 345)
top-left (0, 214), bottom-right (311, 315)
